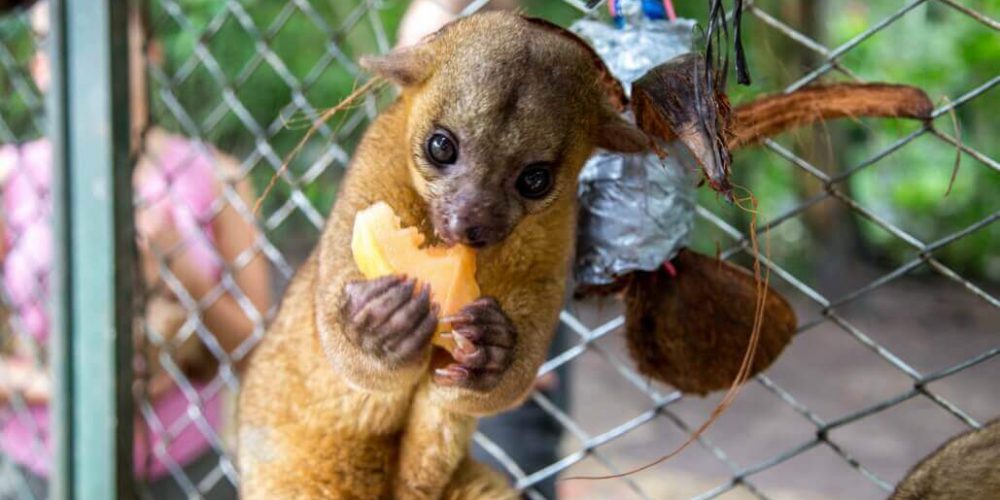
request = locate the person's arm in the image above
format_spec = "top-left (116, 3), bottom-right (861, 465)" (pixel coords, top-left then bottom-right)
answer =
top-left (141, 153), bottom-right (271, 374)
top-left (0, 217), bottom-right (5, 264)
top-left (198, 173), bottom-right (271, 369)
top-left (0, 358), bottom-right (50, 406)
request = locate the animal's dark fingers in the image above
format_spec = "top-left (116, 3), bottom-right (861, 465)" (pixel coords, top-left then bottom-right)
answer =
top-left (433, 364), bottom-right (470, 387)
top-left (385, 302), bottom-right (438, 363)
top-left (463, 369), bottom-right (502, 392)
top-left (484, 323), bottom-right (516, 348)
top-left (452, 323), bottom-right (486, 344)
top-left (344, 275), bottom-right (404, 315)
top-left (433, 363), bottom-right (505, 391)
top-left (454, 324), bottom-right (514, 349)
top-left (452, 345), bottom-right (510, 371)
top-left (482, 346), bottom-right (513, 372)
top-left (359, 330), bottom-right (384, 355)
top-left (353, 278), bottom-right (416, 331)
top-left (451, 341), bottom-right (485, 368)
top-left (440, 312), bottom-right (474, 325)
top-left (412, 303), bottom-right (440, 346)
top-left (462, 298), bottom-right (511, 327)
top-left (444, 298), bottom-right (495, 324)
top-left (391, 285), bottom-right (432, 333)
top-left (471, 296), bottom-right (501, 309)
top-left (380, 284), bottom-right (429, 339)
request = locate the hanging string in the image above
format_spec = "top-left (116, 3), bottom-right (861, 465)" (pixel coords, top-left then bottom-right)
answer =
top-left (705, 0), bottom-right (751, 88)
top-left (733, 0), bottom-right (751, 84)
top-left (253, 78), bottom-right (386, 216)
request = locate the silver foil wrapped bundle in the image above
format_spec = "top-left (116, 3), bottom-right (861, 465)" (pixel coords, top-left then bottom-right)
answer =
top-left (571, 10), bottom-right (699, 287)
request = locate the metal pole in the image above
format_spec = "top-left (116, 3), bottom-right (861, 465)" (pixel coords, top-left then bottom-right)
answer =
top-left (50, 0), bottom-right (135, 498)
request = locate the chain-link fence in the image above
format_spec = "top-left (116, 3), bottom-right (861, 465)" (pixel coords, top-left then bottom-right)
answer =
top-left (0, 0), bottom-right (997, 498)
top-left (0, 2), bottom-right (52, 498)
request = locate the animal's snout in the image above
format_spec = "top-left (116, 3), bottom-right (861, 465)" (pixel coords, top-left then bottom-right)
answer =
top-left (443, 205), bottom-right (507, 248)
top-left (464, 226), bottom-right (487, 247)
top-left (447, 215), bottom-right (503, 248)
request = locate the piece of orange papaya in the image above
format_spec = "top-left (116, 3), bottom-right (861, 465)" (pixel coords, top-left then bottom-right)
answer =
top-left (351, 202), bottom-right (479, 354)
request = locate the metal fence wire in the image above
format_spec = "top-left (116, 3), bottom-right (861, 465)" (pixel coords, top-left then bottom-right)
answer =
top-left (0, 0), bottom-right (998, 498)
top-left (0, 3), bottom-right (50, 499)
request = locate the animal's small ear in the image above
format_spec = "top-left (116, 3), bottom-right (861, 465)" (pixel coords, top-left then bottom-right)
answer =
top-left (596, 110), bottom-right (652, 154)
top-left (359, 44), bottom-right (434, 87)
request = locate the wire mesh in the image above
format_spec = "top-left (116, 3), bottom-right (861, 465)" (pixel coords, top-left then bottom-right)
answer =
top-left (0, 3), bottom-right (51, 498)
top-left (0, 0), bottom-right (997, 498)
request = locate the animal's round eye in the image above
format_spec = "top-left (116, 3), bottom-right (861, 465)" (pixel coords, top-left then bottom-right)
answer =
top-left (426, 131), bottom-right (458, 166)
top-left (515, 165), bottom-right (554, 199)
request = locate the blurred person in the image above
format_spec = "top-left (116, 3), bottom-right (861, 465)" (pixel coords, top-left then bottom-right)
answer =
top-left (398, 2), bottom-right (570, 499)
top-left (0, 1), bottom-right (270, 498)
top-left (398, 0), bottom-right (519, 47)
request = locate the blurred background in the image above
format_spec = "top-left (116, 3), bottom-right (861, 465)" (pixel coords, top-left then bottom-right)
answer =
top-left (0, 0), bottom-right (997, 499)
top-left (4, 2), bottom-right (998, 278)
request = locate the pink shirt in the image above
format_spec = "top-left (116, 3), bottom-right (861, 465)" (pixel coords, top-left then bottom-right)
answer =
top-left (1, 135), bottom-right (226, 479)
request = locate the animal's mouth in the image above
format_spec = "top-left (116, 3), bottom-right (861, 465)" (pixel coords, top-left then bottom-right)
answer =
top-left (434, 227), bottom-right (465, 248)
top-left (442, 231), bottom-right (500, 249)
top-left (432, 216), bottom-right (500, 249)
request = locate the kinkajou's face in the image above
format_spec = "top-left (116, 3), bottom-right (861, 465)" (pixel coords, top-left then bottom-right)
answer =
top-left (362, 12), bottom-right (649, 248)
top-left (405, 49), bottom-right (599, 249)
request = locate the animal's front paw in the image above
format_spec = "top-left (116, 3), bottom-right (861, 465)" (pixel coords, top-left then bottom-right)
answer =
top-left (341, 276), bottom-right (439, 366)
top-left (433, 297), bottom-right (516, 391)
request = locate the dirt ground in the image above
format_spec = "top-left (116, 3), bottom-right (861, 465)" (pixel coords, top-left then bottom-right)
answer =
top-left (554, 263), bottom-right (1000, 499)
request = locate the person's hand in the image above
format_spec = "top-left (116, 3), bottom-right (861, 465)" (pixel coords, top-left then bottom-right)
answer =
top-left (137, 203), bottom-right (182, 288)
top-left (146, 370), bottom-right (177, 400)
top-left (138, 216), bottom-right (215, 302)
top-left (137, 204), bottom-right (184, 256)
top-left (0, 358), bottom-right (51, 407)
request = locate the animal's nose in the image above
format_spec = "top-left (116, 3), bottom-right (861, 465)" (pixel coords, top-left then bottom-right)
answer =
top-left (464, 226), bottom-right (487, 247)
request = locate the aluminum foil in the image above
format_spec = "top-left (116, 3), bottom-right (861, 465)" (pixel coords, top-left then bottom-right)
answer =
top-left (572, 10), bottom-right (699, 286)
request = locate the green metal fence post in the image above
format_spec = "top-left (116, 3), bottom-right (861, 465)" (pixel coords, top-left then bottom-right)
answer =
top-left (50, 0), bottom-right (135, 498)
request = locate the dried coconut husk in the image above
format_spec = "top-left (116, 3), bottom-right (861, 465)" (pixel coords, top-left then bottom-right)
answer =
top-left (632, 53), bottom-right (734, 194)
top-left (631, 74), bottom-right (933, 195)
top-left (727, 83), bottom-right (933, 149)
top-left (624, 249), bottom-right (796, 395)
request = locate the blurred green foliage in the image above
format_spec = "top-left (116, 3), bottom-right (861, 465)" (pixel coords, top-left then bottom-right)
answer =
top-left (0, 0), bottom-right (997, 279)
top-left (0, 11), bottom-right (42, 142)
top-left (687, 0), bottom-right (1000, 281)
top-left (837, 1), bottom-right (1000, 280)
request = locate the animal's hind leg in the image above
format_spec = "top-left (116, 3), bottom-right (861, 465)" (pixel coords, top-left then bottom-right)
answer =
top-left (442, 458), bottom-right (518, 500)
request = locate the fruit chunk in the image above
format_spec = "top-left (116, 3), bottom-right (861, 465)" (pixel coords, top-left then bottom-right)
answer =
top-left (351, 202), bottom-right (479, 354)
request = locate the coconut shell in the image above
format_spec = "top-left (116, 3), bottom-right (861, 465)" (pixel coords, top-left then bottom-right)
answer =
top-left (624, 249), bottom-right (796, 395)
top-left (632, 53), bottom-right (734, 195)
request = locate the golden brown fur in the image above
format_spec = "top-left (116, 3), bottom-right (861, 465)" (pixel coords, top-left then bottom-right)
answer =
top-left (891, 418), bottom-right (1000, 500)
top-left (238, 13), bottom-right (646, 499)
